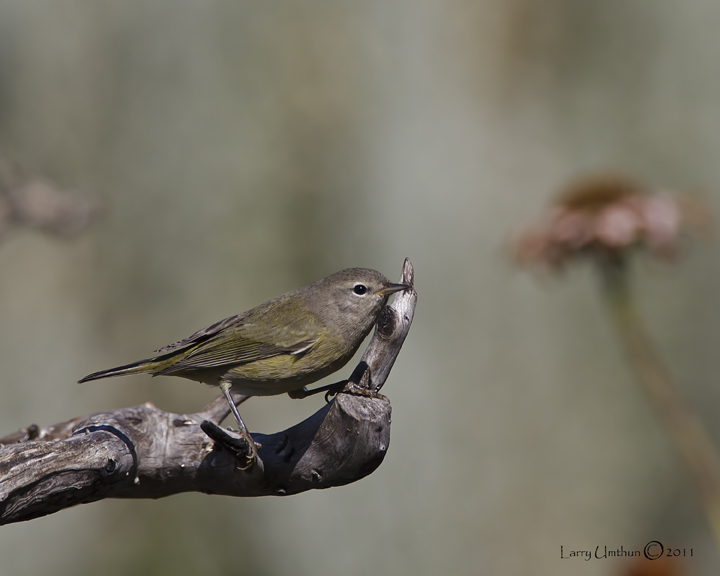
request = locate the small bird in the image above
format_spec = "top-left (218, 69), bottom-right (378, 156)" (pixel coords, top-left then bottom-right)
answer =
top-left (79, 268), bottom-right (408, 460)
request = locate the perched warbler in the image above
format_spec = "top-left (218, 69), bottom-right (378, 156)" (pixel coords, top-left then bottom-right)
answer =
top-left (79, 268), bottom-right (408, 459)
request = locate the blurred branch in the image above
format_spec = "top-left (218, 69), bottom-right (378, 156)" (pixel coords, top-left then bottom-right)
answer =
top-left (599, 256), bottom-right (720, 545)
top-left (0, 259), bottom-right (416, 525)
top-left (0, 157), bottom-right (98, 240)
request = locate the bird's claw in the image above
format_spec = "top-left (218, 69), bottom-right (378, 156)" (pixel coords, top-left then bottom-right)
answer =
top-left (200, 420), bottom-right (261, 470)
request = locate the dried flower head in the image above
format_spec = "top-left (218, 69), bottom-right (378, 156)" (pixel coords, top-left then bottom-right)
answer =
top-left (512, 174), bottom-right (706, 269)
top-left (0, 158), bottom-right (98, 239)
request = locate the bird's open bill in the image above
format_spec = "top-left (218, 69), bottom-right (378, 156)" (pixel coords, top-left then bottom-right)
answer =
top-left (375, 283), bottom-right (409, 296)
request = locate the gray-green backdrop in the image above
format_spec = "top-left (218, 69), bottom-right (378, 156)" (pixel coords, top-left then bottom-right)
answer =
top-left (1, 2), bottom-right (719, 575)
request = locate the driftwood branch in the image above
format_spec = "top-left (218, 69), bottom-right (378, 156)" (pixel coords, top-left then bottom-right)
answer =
top-left (0, 259), bottom-right (417, 525)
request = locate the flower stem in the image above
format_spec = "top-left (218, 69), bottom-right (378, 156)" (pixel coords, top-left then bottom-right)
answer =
top-left (599, 256), bottom-right (720, 548)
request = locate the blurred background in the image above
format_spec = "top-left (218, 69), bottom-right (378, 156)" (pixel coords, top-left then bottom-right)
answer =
top-left (1, 1), bottom-right (720, 575)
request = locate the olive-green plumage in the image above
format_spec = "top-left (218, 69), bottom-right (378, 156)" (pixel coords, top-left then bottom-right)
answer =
top-left (79, 268), bottom-right (407, 458)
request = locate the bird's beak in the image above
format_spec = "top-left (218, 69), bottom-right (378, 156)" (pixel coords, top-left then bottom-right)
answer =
top-left (375, 282), bottom-right (410, 296)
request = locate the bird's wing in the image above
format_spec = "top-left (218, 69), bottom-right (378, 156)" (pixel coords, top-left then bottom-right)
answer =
top-left (154, 309), bottom-right (326, 374)
top-left (154, 313), bottom-right (246, 354)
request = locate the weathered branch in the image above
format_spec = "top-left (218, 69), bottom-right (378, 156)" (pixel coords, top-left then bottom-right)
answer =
top-left (0, 259), bottom-right (417, 525)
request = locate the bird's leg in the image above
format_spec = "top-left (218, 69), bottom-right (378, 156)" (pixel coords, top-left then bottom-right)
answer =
top-left (287, 380), bottom-right (348, 400)
top-left (219, 380), bottom-right (259, 463)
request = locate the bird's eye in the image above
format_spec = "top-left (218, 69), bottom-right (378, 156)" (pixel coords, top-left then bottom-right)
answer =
top-left (353, 284), bottom-right (368, 295)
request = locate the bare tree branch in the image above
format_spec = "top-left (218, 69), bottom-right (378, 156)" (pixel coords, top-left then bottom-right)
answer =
top-left (0, 259), bottom-right (417, 525)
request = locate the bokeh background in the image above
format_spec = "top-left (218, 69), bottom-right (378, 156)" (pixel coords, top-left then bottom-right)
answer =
top-left (2, 1), bottom-right (720, 575)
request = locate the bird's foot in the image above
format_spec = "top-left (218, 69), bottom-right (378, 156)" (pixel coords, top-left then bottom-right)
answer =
top-left (200, 420), bottom-right (262, 470)
top-left (342, 381), bottom-right (387, 400)
top-left (288, 380), bottom-right (348, 400)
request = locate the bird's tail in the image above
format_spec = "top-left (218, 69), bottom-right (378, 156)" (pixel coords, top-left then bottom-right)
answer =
top-left (78, 359), bottom-right (154, 383)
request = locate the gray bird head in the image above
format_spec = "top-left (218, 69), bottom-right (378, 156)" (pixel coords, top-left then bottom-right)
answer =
top-left (307, 268), bottom-right (408, 339)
